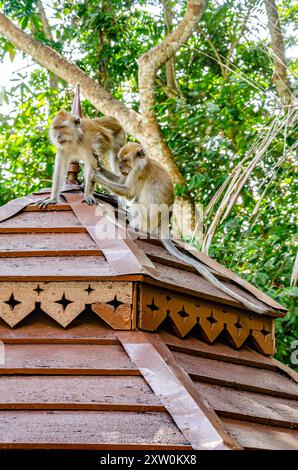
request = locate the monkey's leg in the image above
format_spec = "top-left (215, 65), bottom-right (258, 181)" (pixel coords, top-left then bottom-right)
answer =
top-left (82, 164), bottom-right (98, 205)
top-left (36, 154), bottom-right (67, 208)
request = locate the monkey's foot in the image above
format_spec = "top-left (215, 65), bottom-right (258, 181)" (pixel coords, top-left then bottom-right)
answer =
top-left (82, 196), bottom-right (98, 206)
top-left (35, 197), bottom-right (58, 209)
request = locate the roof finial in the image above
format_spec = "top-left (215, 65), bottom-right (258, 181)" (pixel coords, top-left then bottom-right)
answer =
top-left (71, 83), bottom-right (83, 118)
top-left (67, 84), bottom-right (83, 185)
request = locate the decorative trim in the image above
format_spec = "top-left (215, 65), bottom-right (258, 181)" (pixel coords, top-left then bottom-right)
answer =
top-left (0, 281), bottom-right (132, 328)
top-left (138, 285), bottom-right (275, 355)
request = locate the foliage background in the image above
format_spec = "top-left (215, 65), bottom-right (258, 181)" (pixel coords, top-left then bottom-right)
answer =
top-left (0, 0), bottom-right (297, 368)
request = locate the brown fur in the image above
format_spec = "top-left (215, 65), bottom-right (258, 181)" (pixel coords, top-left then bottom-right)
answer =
top-left (36, 110), bottom-right (125, 207)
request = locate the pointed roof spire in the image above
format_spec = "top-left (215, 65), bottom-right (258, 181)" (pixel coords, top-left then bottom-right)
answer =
top-left (71, 83), bottom-right (83, 118)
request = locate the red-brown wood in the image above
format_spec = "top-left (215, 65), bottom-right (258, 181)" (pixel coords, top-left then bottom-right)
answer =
top-left (194, 382), bottom-right (298, 429)
top-left (24, 204), bottom-right (72, 212)
top-left (173, 351), bottom-right (298, 399)
top-left (0, 344), bottom-right (136, 371)
top-left (0, 211), bottom-right (82, 229)
top-left (0, 256), bottom-right (115, 279)
top-left (0, 233), bottom-right (98, 253)
top-left (0, 375), bottom-right (162, 406)
top-left (159, 331), bottom-right (279, 371)
top-left (0, 313), bottom-right (117, 344)
top-left (0, 410), bottom-right (189, 448)
top-left (223, 418), bottom-right (298, 450)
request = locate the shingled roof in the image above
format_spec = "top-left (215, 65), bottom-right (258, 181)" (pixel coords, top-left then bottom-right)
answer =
top-left (0, 187), bottom-right (297, 450)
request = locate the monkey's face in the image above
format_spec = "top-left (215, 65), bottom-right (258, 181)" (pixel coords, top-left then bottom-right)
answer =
top-left (50, 110), bottom-right (82, 147)
top-left (118, 143), bottom-right (146, 175)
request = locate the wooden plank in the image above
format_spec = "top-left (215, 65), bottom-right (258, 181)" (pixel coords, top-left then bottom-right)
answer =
top-left (24, 204), bottom-right (72, 212)
top-left (0, 369), bottom-right (141, 376)
top-left (0, 344), bottom-right (136, 371)
top-left (223, 418), bottom-right (298, 450)
top-left (0, 411), bottom-right (189, 447)
top-left (0, 233), bottom-right (98, 254)
top-left (0, 256), bottom-right (115, 279)
top-left (0, 312), bottom-right (118, 344)
top-left (0, 375), bottom-right (162, 407)
top-left (145, 264), bottom-right (277, 315)
top-left (118, 331), bottom-right (241, 450)
top-left (195, 382), bottom-right (298, 429)
top-left (0, 404), bottom-right (165, 412)
top-left (0, 211), bottom-right (82, 229)
top-left (173, 351), bottom-right (298, 399)
top-left (159, 331), bottom-right (278, 371)
top-left (0, 251), bottom-right (101, 258)
top-left (177, 240), bottom-right (287, 313)
top-left (0, 443), bottom-right (192, 450)
top-left (0, 227), bottom-right (86, 234)
top-left (136, 240), bottom-right (228, 280)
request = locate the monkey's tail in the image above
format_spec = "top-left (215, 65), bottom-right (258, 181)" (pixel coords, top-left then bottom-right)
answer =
top-left (161, 238), bottom-right (269, 315)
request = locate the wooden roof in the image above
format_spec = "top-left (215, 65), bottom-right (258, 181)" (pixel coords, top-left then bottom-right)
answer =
top-left (0, 311), bottom-right (297, 450)
top-left (0, 187), bottom-right (286, 315)
top-left (0, 187), bottom-right (297, 450)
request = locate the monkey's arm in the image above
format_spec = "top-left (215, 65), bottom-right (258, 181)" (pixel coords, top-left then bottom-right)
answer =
top-left (36, 152), bottom-right (67, 208)
top-left (93, 169), bottom-right (134, 199)
top-left (95, 163), bottom-right (122, 182)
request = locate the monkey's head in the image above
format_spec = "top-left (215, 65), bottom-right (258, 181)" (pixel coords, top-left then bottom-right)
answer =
top-left (117, 143), bottom-right (147, 176)
top-left (50, 110), bottom-right (83, 147)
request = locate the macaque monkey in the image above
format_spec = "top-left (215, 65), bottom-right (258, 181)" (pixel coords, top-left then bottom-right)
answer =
top-left (36, 110), bottom-right (125, 207)
top-left (93, 142), bottom-right (269, 314)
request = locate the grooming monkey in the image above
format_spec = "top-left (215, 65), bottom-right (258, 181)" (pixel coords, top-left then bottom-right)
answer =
top-left (36, 110), bottom-right (125, 207)
top-left (93, 142), bottom-right (269, 314)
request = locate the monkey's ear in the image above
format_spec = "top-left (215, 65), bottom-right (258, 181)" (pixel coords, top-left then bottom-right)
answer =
top-left (74, 116), bottom-right (81, 125)
top-left (136, 148), bottom-right (145, 158)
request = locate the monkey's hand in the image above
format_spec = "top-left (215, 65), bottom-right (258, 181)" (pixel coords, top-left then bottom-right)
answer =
top-left (35, 197), bottom-right (58, 208)
top-left (82, 195), bottom-right (98, 206)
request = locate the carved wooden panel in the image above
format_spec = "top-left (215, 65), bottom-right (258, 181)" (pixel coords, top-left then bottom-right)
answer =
top-left (139, 285), bottom-right (275, 355)
top-left (0, 281), bottom-right (132, 328)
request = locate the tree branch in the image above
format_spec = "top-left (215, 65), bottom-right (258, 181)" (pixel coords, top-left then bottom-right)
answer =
top-left (138, 0), bottom-right (206, 183)
top-left (264, 0), bottom-right (294, 107)
top-left (0, 11), bottom-right (142, 138)
top-left (225, 1), bottom-right (253, 73)
top-left (162, 0), bottom-right (181, 95)
top-left (197, 26), bottom-right (226, 77)
top-left (36, 0), bottom-right (58, 90)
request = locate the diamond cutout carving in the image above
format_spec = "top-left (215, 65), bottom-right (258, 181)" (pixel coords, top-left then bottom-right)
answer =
top-left (206, 312), bottom-right (218, 325)
top-left (177, 307), bottom-right (189, 318)
top-left (234, 319), bottom-right (243, 329)
top-left (34, 285), bottom-right (44, 295)
top-left (55, 293), bottom-right (73, 311)
top-left (260, 327), bottom-right (271, 337)
top-left (107, 295), bottom-right (124, 310)
top-left (84, 284), bottom-right (95, 295)
top-left (4, 293), bottom-right (21, 311)
top-left (147, 298), bottom-right (159, 312)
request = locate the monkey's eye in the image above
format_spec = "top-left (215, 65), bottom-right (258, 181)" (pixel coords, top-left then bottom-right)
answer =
top-left (74, 117), bottom-right (81, 125)
top-left (59, 125), bottom-right (66, 129)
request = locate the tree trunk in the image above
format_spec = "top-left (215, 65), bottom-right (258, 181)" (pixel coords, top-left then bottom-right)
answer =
top-left (138, 0), bottom-right (206, 184)
top-left (264, 0), bottom-right (294, 107)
